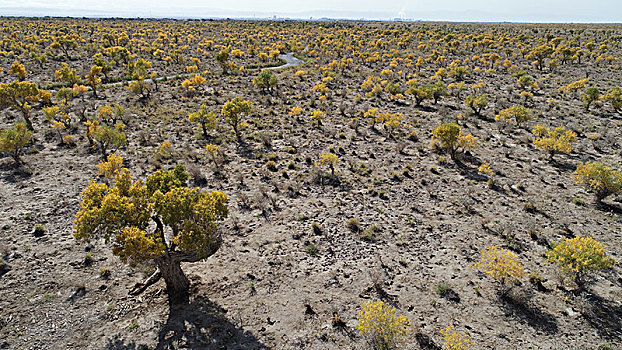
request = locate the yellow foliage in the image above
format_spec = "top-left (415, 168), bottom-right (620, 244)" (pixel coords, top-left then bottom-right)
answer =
top-left (221, 97), bottom-right (252, 139)
top-left (157, 141), bottom-right (173, 158)
top-left (431, 123), bottom-right (477, 159)
top-left (573, 162), bottom-right (622, 201)
top-left (188, 104), bottom-right (217, 136)
top-left (532, 125), bottom-right (576, 159)
top-left (204, 144), bottom-right (223, 168)
top-left (312, 83), bottom-right (329, 94)
top-left (361, 75), bottom-right (382, 92)
top-left (464, 94), bottom-right (488, 114)
top-left (316, 152), bottom-right (338, 175)
top-left (356, 299), bottom-right (410, 350)
top-left (204, 144), bottom-right (219, 154)
top-left (113, 227), bottom-right (166, 266)
top-left (51, 120), bottom-right (66, 130)
top-left (478, 162), bottom-right (494, 176)
top-left (470, 245), bottom-right (524, 285)
top-left (364, 107), bottom-right (379, 123)
top-left (289, 106), bottom-right (303, 116)
top-left (546, 236), bottom-right (615, 283)
top-left (74, 165), bottom-right (229, 267)
top-left (9, 60), bottom-right (27, 80)
top-left (440, 325), bottom-right (472, 350)
top-left (97, 153), bottom-right (124, 178)
top-left (558, 78), bottom-right (589, 94)
top-left (189, 74), bottom-right (206, 86)
top-left (310, 109), bottom-right (325, 126)
top-left (0, 122), bottom-right (32, 163)
top-left (495, 105), bottom-right (531, 126)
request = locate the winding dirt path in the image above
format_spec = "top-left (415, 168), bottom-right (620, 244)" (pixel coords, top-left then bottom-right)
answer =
top-left (268, 53), bottom-right (304, 69)
top-left (48, 53), bottom-right (304, 92)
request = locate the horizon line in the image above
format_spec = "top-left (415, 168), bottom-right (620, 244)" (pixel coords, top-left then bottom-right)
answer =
top-left (1, 14), bottom-right (621, 25)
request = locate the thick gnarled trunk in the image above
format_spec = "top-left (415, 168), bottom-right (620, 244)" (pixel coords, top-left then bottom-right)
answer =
top-left (133, 216), bottom-right (224, 304)
top-left (157, 256), bottom-right (190, 304)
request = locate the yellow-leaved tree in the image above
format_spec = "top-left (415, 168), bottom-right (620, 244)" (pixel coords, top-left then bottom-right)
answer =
top-left (431, 122), bottom-right (478, 161)
top-left (73, 164), bottom-right (229, 304)
top-left (0, 80), bottom-right (42, 131)
top-left (470, 245), bottom-right (525, 290)
top-left (495, 105), bottom-right (531, 127)
top-left (546, 236), bottom-right (615, 288)
top-left (356, 299), bottom-right (411, 350)
top-left (0, 122), bottom-right (32, 164)
top-left (572, 162), bottom-right (622, 203)
top-left (188, 104), bottom-right (217, 138)
top-left (221, 97), bottom-right (252, 142)
top-left (532, 125), bottom-right (576, 161)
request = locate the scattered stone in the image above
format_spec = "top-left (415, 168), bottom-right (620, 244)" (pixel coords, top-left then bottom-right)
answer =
top-left (32, 225), bottom-right (45, 238)
top-left (67, 286), bottom-right (86, 304)
top-left (304, 303), bottom-right (316, 316)
top-left (563, 308), bottom-right (578, 317)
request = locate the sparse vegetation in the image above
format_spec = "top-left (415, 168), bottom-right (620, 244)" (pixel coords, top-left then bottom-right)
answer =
top-left (0, 17), bottom-right (620, 350)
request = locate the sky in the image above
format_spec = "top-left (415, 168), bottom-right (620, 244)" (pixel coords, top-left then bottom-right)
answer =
top-left (0, 0), bottom-right (621, 23)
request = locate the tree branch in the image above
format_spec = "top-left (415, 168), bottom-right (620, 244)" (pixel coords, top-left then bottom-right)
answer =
top-left (152, 215), bottom-right (169, 253)
top-left (169, 235), bottom-right (222, 264)
top-left (129, 267), bottom-right (161, 296)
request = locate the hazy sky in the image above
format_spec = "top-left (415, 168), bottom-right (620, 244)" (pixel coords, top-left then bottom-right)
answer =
top-left (1, 0), bottom-right (621, 22)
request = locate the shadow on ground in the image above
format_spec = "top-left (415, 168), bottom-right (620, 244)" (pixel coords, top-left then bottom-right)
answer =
top-left (107, 295), bottom-right (267, 350)
top-left (582, 292), bottom-right (622, 341)
top-left (500, 288), bottom-right (559, 335)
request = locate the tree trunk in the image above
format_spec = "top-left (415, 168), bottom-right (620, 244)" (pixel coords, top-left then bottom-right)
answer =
top-left (201, 123), bottom-right (208, 138)
top-left (20, 108), bottom-right (35, 132)
top-left (157, 256), bottom-right (190, 305)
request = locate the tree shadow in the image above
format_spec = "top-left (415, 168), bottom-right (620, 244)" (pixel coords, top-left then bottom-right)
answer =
top-left (415, 332), bottom-right (442, 350)
top-left (581, 292), bottom-right (622, 341)
top-left (106, 295), bottom-right (267, 350)
top-left (106, 338), bottom-right (146, 350)
top-left (155, 295), bottom-right (268, 350)
top-left (550, 159), bottom-right (576, 172)
top-left (596, 201), bottom-right (622, 215)
top-left (417, 105), bottom-right (437, 113)
top-left (0, 161), bottom-right (32, 183)
top-left (499, 289), bottom-right (558, 335)
top-left (235, 140), bottom-right (255, 159)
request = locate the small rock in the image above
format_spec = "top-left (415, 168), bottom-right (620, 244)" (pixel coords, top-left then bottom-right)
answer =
top-left (32, 226), bottom-right (45, 238)
top-left (563, 308), bottom-right (578, 317)
top-left (304, 303), bottom-right (316, 316)
top-left (67, 286), bottom-right (86, 303)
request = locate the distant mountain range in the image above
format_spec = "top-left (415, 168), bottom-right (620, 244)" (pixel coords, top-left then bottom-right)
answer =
top-left (0, 5), bottom-right (620, 23)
